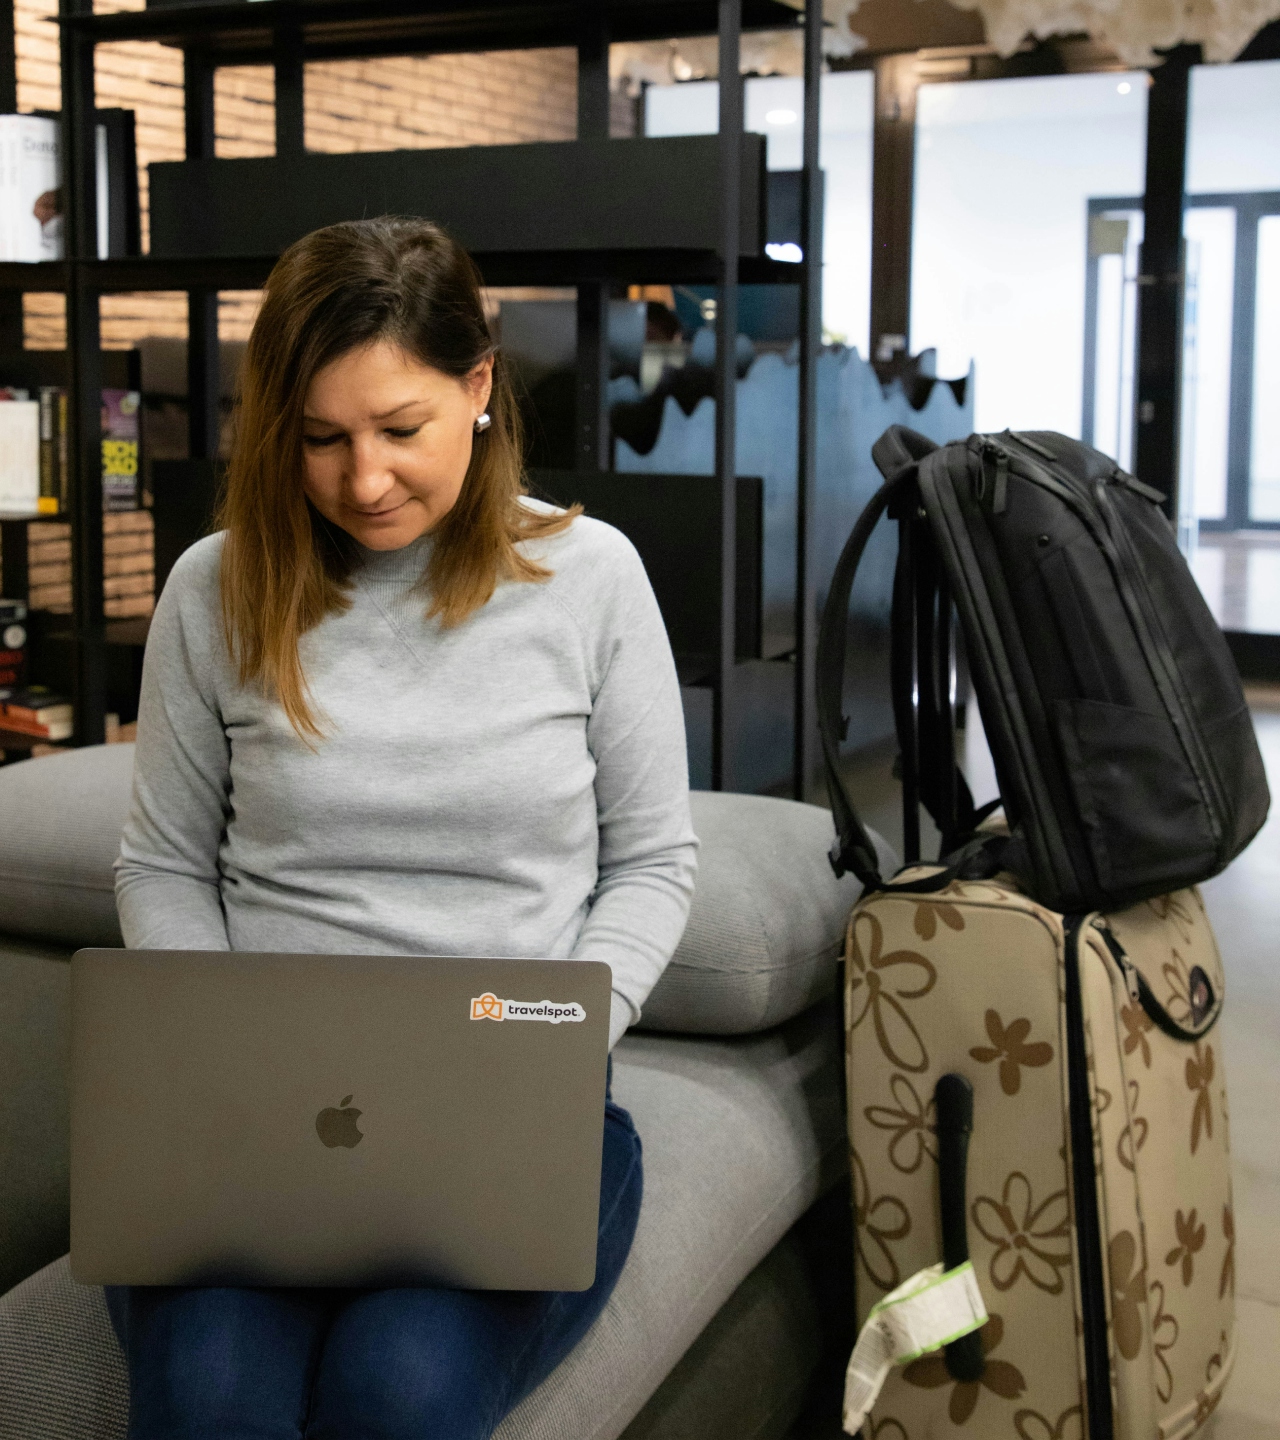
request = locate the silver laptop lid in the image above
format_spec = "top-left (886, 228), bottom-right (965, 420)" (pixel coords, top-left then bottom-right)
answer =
top-left (71, 950), bottom-right (611, 1291)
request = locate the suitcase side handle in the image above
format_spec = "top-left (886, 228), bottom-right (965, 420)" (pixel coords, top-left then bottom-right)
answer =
top-left (935, 1073), bottom-right (986, 1383)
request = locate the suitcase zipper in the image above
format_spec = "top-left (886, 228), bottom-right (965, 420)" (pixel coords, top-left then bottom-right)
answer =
top-left (1095, 921), bottom-right (1143, 1004)
top-left (1063, 914), bottom-right (1114, 1440)
top-left (1091, 918), bottom-right (1222, 1040)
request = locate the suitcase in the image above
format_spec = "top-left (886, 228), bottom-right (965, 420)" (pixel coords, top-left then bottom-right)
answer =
top-left (822, 428), bottom-right (1245, 1438)
top-left (841, 875), bottom-right (1235, 1440)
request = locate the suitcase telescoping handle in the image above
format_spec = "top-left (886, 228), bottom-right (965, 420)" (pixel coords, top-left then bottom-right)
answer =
top-left (935, 1074), bottom-right (985, 1383)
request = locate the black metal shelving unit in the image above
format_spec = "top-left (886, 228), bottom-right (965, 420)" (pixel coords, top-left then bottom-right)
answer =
top-left (0, 0), bottom-right (824, 794)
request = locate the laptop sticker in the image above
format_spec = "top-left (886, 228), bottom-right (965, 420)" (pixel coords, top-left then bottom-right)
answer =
top-left (470, 994), bottom-right (585, 1024)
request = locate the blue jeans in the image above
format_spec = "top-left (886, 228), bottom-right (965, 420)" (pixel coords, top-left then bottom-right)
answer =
top-left (105, 1094), bottom-right (642, 1440)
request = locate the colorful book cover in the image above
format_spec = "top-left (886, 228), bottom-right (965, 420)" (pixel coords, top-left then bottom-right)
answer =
top-left (101, 388), bottom-right (141, 512)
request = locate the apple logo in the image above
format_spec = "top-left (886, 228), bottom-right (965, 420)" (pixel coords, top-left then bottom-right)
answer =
top-left (315, 1094), bottom-right (363, 1149)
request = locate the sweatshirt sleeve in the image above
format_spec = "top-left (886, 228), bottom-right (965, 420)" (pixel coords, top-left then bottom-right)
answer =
top-left (566, 528), bottom-right (699, 1048)
top-left (114, 538), bottom-right (234, 951)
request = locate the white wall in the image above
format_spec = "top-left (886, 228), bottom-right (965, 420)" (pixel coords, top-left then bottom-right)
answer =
top-left (644, 72), bottom-right (874, 356)
top-left (1187, 59), bottom-right (1280, 195)
top-left (910, 72), bottom-right (1148, 436)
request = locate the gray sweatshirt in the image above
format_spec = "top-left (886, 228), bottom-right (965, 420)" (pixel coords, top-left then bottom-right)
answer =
top-left (115, 513), bottom-right (698, 1049)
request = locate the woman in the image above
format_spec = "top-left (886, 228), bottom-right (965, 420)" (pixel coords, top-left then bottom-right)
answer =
top-left (112, 217), bottom-right (697, 1439)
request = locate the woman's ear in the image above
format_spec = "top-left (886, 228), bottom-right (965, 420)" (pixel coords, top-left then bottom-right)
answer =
top-left (468, 354), bottom-right (495, 417)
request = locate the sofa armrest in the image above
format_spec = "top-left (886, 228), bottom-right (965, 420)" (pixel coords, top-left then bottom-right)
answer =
top-left (0, 936), bottom-right (73, 1297)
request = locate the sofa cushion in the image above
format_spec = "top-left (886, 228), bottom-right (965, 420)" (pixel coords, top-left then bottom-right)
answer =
top-left (0, 936), bottom-right (73, 1298)
top-left (0, 745), bottom-right (132, 949)
top-left (0, 1006), bottom-right (844, 1440)
top-left (639, 791), bottom-right (895, 1035)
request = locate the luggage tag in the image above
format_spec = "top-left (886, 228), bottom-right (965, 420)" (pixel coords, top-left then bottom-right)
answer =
top-left (842, 1260), bottom-right (988, 1434)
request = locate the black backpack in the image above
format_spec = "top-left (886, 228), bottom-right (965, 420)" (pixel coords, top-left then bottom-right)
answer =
top-left (818, 424), bottom-right (1270, 913)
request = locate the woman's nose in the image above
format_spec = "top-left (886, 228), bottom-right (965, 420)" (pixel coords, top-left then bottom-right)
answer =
top-left (346, 435), bottom-right (396, 506)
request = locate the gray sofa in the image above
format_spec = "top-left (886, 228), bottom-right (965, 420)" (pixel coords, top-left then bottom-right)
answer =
top-left (0, 745), bottom-right (887, 1439)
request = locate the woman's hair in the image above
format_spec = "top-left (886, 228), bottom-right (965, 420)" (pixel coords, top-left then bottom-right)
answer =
top-left (217, 216), bottom-right (576, 739)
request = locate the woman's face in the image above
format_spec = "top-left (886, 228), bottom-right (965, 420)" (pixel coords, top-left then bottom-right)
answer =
top-left (301, 340), bottom-right (493, 550)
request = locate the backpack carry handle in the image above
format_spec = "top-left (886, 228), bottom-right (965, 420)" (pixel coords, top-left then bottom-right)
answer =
top-left (871, 424), bottom-right (942, 480)
top-left (819, 427), bottom-right (940, 882)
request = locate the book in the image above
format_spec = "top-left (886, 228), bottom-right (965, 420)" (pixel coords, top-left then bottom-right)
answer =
top-left (0, 400), bottom-right (40, 513)
top-left (0, 115), bottom-right (62, 262)
top-left (1, 684), bottom-right (73, 731)
top-left (102, 389), bottom-right (141, 511)
top-left (37, 386), bottom-right (65, 514)
top-left (0, 599), bottom-right (27, 690)
top-left (0, 714), bottom-right (74, 741)
top-left (0, 110), bottom-right (139, 263)
top-left (57, 390), bottom-right (68, 512)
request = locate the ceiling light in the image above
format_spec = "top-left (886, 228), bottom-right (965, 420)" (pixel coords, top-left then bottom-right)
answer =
top-left (765, 242), bottom-right (803, 263)
top-left (765, 108), bottom-right (798, 126)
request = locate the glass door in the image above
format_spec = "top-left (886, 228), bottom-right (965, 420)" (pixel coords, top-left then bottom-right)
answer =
top-left (1250, 213), bottom-right (1280, 521)
top-left (1082, 202), bottom-right (1143, 473)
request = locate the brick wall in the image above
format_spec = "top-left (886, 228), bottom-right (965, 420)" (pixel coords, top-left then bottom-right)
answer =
top-left (15, 0), bottom-right (589, 346)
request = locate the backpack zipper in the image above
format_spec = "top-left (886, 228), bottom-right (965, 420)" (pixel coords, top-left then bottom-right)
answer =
top-left (984, 434), bottom-right (1224, 850)
top-left (979, 441), bottom-right (1010, 514)
top-left (1091, 482), bottom-right (1226, 841)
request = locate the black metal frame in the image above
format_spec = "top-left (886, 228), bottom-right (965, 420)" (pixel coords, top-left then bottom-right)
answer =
top-left (1084, 189), bottom-right (1280, 531)
top-left (0, 0), bottom-right (824, 794)
top-left (1134, 44), bottom-right (1199, 518)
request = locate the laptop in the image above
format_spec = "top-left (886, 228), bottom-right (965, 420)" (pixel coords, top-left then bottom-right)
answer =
top-left (70, 949), bottom-right (612, 1291)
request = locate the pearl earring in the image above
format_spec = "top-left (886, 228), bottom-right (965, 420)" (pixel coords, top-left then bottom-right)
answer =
top-left (474, 413), bottom-right (491, 434)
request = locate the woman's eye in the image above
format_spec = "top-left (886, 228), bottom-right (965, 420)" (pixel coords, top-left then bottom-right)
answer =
top-left (303, 433), bottom-right (344, 448)
top-left (385, 425), bottom-right (422, 439)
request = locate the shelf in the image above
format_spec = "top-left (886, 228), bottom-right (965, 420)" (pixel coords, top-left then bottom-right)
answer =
top-left (39, 618), bottom-right (152, 648)
top-left (0, 727), bottom-right (65, 751)
top-left (0, 250), bottom-right (800, 293)
top-left (0, 262), bottom-right (69, 290)
top-left (151, 135), bottom-right (768, 260)
top-left (62, 0), bottom-right (801, 64)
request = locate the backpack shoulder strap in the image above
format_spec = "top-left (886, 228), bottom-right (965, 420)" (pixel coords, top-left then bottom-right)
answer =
top-left (819, 426), bottom-right (940, 882)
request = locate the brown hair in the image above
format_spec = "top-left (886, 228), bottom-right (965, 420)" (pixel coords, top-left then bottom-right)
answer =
top-left (217, 216), bottom-right (576, 739)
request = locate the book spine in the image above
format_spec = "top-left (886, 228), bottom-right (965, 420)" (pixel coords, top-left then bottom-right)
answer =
top-left (57, 390), bottom-right (69, 514)
top-left (4, 703), bottom-right (73, 723)
top-left (0, 715), bottom-right (73, 741)
top-left (38, 387), bottom-right (59, 514)
top-left (0, 650), bottom-right (25, 689)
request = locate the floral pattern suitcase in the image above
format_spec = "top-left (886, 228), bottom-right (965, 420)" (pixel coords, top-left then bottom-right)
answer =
top-left (845, 873), bottom-right (1234, 1440)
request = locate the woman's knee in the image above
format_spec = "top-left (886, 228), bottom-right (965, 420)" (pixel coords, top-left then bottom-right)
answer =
top-left (308, 1294), bottom-right (515, 1440)
top-left (118, 1286), bottom-right (328, 1440)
